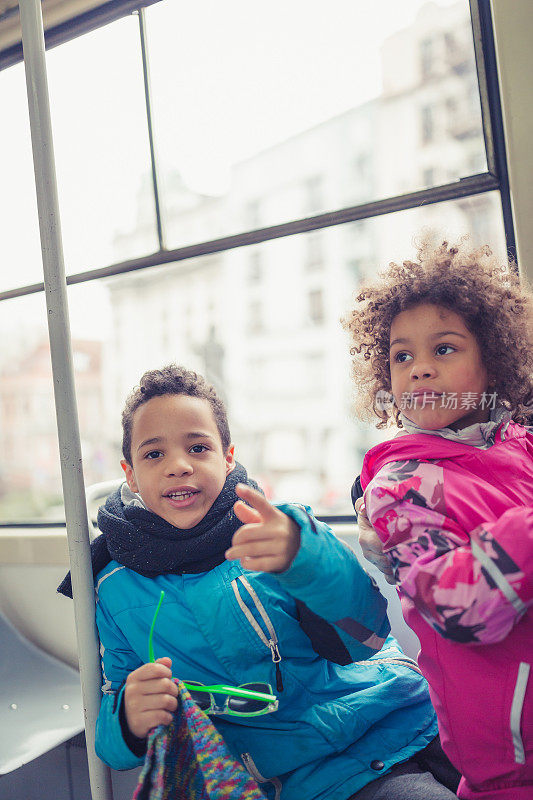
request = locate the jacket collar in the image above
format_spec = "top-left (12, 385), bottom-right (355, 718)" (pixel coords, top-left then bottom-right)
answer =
top-left (398, 406), bottom-right (512, 449)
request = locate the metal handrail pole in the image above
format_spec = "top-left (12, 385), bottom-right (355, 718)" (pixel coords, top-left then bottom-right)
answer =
top-left (18, 2), bottom-right (113, 799)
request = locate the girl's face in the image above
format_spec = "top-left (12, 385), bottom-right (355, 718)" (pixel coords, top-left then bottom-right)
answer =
top-left (389, 303), bottom-right (491, 431)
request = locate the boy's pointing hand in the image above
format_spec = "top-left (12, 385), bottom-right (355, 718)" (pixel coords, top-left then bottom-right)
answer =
top-left (226, 483), bottom-right (300, 573)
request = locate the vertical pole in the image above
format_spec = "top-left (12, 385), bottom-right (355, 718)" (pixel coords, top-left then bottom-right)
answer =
top-left (18, 2), bottom-right (113, 799)
top-left (490, 0), bottom-right (533, 278)
top-left (470, 0), bottom-right (517, 264)
top-left (138, 7), bottom-right (165, 252)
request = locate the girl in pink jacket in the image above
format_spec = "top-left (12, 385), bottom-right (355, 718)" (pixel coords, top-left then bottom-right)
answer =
top-left (343, 238), bottom-right (533, 800)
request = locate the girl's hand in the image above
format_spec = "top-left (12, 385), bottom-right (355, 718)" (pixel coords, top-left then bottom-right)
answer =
top-left (226, 484), bottom-right (301, 573)
top-left (355, 498), bottom-right (396, 585)
top-left (124, 657), bottom-right (178, 738)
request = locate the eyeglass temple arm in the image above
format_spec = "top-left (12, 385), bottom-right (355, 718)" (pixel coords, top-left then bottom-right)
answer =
top-left (183, 683), bottom-right (276, 702)
top-left (148, 589), bottom-right (165, 662)
top-left (148, 590), bottom-right (276, 703)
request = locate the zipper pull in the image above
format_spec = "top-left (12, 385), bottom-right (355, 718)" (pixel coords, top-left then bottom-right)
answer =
top-left (269, 640), bottom-right (284, 692)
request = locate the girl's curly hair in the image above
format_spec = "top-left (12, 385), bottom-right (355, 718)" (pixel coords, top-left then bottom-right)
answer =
top-left (342, 237), bottom-right (533, 428)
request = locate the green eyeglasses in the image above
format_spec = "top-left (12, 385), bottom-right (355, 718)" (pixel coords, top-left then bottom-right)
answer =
top-left (148, 590), bottom-right (278, 717)
top-left (183, 680), bottom-right (278, 717)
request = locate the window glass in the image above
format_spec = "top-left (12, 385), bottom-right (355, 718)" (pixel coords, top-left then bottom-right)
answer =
top-left (0, 64), bottom-right (43, 291)
top-left (0, 2), bottom-right (509, 523)
top-left (50, 15), bottom-right (157, 276)
top-left (0, 190), bottom-right (502, 521)
top-left (0, 15), bottom-right (156, 293)
top-left (0, 294), bottom-right (61, 519)
top-left (143, 0), bottom-right (486, 250)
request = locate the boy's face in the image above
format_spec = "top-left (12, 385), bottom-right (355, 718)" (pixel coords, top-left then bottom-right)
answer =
top-left (121, 394), bottom-right (235, 529)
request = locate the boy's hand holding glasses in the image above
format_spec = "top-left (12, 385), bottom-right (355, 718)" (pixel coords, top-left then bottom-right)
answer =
top-left (126, 590), bottom-right (278, 738)
top-left (226, 484), bottom-right (301, 573)
top-left (124, 656), bottom-right (179, 739)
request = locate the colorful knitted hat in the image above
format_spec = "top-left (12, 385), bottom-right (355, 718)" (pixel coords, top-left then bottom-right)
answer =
top-left (132, 680), bottom-right (265, 800)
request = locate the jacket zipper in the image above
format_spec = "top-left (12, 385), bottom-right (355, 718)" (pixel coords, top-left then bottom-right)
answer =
top-left (510, 662), bottom-right (530, 764)
top-left (231, 575), bottom-right (284, 692)
top-left (241, 752), bottom-right (282, 800)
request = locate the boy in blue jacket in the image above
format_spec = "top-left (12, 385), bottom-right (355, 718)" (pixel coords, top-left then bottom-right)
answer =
top-left (64, 365), bottom-right (459, 800)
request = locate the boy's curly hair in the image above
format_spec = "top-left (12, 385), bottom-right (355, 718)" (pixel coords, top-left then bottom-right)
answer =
top-left (342, 237), bottom-right (533, 428)
top-left (122, 364), bottom-right (231, 464)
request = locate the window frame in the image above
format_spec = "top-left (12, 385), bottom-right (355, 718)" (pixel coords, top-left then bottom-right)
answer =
top-left (0, 1), bottom-right (514, 306)
top-left (0, 0), bottom-right (516, 523)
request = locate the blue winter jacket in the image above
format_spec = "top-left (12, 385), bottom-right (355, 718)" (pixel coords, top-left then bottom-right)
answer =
top-left (95, 503), bottom-right (438, 800)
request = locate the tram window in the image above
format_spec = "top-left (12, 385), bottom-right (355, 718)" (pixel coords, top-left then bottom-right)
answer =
top-left (0, 15), bottom-right (155, 293)
top-left (0, 1), bottom-right (513, 522)
top-left (50, 16), bottom-right (156, 277)
top-left (0, 295), bottom-right (62, 520)
top-left (0, 189), bottom-right (500, 519)
top-left (143, 0), bottom-right (485, 248)
top-left (0, 64), bottom-right (43, 292)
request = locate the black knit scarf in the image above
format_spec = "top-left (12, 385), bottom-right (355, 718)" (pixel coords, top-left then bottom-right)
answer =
top-left (58, 463), bottom-right (260, 598)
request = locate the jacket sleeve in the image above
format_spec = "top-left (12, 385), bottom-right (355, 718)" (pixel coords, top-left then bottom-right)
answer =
top-left (94, 592), bottom-right (146, 770)
top-left (365, 461), bottom-right (533, 645)
top-left (273, 503), bottom-right (391, 661)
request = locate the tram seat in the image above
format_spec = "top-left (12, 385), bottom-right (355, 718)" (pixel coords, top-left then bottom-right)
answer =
top-left (0, 610), bottom-right (83, 775)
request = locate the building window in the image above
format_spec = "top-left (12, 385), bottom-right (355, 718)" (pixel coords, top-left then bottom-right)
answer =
top-left (445, 96), bottom-right (457, 121)
top-left (445, 30), bottom-right (470, 75)
top-left (354, 153), bottom-right (369, 180)
top-left (444, 31), bottom-right (457, 55)
top-left (459, 196), bottom-right (493, 246)
top-left (245, 200), bottom-right (261, 229)
top-left (421, 105), bottom-right (434, 144)
top-left (347, 258), bottom-right (363, 285)
top-left (248, 250), bottom-right (262, 283)
top-left (304, 175), bottom-right (324, 214)
top-left (184, 305), bottom-right (192, 339)
top-left (422, 167), bottom-right (435, 187)
top-left (248, 300), bottom-right (263, 334)
top-left (351, 154), bottom-right (371, 201)
top-left (469, 151), bottom-right (486, 175)
top-left (305, 232), bottom-right (323, 271)
top-left (308, 289), bottom-right (325, 325)
top-left (420, 38), bottom-right (434, 78)
top-left (468, 81), bottom-right (480, 112)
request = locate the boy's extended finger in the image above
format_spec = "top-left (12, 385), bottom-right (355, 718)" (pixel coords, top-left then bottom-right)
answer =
top-left (226, 538), bottom-right (283, 562)
top-left (235, 483), bottom-right (277, 518)
top-left (229, 522), bottom-right (278, 547)
top-left (233, 499), bottom-right (263, 525)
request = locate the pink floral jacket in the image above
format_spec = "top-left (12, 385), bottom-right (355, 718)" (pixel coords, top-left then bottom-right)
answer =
top-left (361, 421), bottom-right (533, 800)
